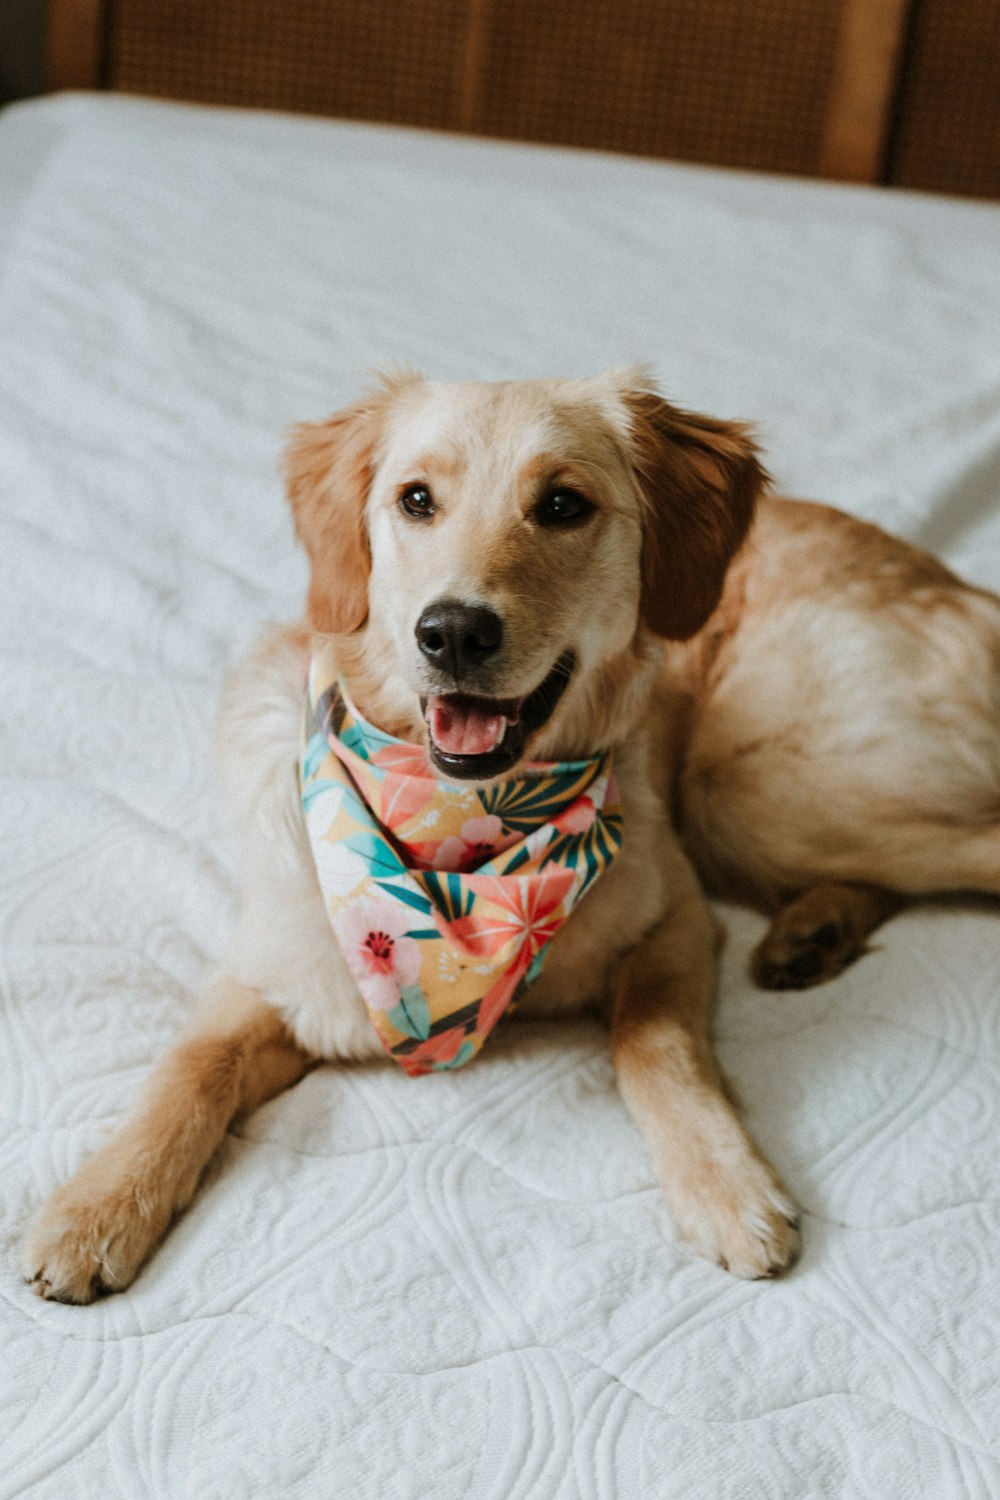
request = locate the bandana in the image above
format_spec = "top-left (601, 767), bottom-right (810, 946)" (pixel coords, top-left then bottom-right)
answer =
top-left (300, 644), bottom-right (622, 1075)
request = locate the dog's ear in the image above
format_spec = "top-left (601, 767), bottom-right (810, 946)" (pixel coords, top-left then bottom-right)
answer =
top-left (283, 378), bottom-right (413, 635)
top-left (283, 400), bottom-right (379, 635)
top-left (623, 388), bottom-right (767, 640)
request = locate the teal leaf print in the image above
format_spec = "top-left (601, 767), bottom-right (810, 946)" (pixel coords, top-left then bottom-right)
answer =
top-left (337, 783), bottom-right (372, 824)
top-left (526, 948), bottom-right (548, 984)
top-left (337, 720), bottom-right (372, 761)
top-left (301, 777), bottom-right (371, 822)
top-left (421, 871), bottom-right (475, 923)
top-left (301, 777), bottom-right (345, 813)
top-left (344, 831), bottom-right (408, 879)
top-left (346, 711), bottom-right (402, 761)
top-left (498, 844), bottom-right (533, 876)
top-left (540, 809), bottom-right (623, 890)
top-left (373, 880), bottom-right (433, 915)
top-left (302, 731), bottom-right (332, 782)
top-left (481, 763), bottom-right (599, 833)
top-left (388, 986), bottom-right (432, 1040)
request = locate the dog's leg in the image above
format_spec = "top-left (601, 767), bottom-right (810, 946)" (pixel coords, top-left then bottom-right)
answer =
top-left (23, 976), bottom-right (314, 1304)
top-left (612, 894), bottom-right (800, 1278)
top-left (752, 882), bottom-right (904, 990)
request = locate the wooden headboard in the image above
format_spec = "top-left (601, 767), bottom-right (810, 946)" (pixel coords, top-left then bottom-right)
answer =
top-left (44, 0), bottom-right (1000, 198)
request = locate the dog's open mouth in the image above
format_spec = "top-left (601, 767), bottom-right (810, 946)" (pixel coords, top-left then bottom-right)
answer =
top-left (423, 652), bottom-right (575, 780)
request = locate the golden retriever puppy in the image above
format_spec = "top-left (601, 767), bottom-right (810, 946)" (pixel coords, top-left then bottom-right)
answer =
top-left (23, 367), bottom-right (1000, 1303)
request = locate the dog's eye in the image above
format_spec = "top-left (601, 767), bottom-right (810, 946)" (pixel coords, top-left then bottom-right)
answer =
top-left (536, 488), bottom-right (594, 527)
top-left (399, 484), bottom-right (436, 520)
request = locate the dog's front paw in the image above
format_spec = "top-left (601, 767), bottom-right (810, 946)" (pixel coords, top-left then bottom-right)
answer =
top-left (22, 1163), bottom-right (166, 1304)
top-left (665, 1157), bottom-right (801, 1279)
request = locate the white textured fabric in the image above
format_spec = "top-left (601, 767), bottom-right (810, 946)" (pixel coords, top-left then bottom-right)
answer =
top-left (2, 95), bottom-right (1000, 1498)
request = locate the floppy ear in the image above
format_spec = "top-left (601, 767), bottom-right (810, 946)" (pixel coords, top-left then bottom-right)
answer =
top-left (624, 389), bottom-right (767, 640)
top-left (283, 385), bottom-right (401, 635)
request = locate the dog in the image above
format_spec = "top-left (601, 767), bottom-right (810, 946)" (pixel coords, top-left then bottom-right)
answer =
top-left (23, 366), bottom-right (1000, 1302)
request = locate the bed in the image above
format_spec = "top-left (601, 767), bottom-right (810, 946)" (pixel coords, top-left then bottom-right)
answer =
top-left (1, 90), bottom-right (999, 1498)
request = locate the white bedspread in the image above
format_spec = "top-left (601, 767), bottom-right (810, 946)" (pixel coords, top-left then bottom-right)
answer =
top-left (1, 95), bottom-right (999, 1498)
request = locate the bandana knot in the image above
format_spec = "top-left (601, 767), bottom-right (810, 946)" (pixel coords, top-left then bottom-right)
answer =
top-left (300, 646), bottom-right (622, 1075)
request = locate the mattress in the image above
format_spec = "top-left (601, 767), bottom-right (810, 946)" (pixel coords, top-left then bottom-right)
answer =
top-left (1, 93), bottom-right (999, 1498)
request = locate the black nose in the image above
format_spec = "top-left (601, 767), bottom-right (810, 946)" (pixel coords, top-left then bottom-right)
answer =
top-left (415, 600), bottom-right (504, 679)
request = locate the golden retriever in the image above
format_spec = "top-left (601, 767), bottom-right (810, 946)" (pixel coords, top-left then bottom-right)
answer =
top-left (24, 367), bottom-right (1000, 1301)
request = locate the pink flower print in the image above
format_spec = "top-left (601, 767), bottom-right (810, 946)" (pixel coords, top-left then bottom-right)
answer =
top-left (448, 867), bottom-right (575, 961)
top-left (552, 795), bottom-right (596, 835)
top-left (402, 839), bottom-right (445, 871)
top-left (376, 771), bottom-right (436, 835)
top-left (432, 837), bottom-right (469, 873)
top-left (475, 947), bottom-right (532, 1036)
top-left (433, 814), bottom-right (506, 872)
top-left (334, 899), bottom-right (422, 1011)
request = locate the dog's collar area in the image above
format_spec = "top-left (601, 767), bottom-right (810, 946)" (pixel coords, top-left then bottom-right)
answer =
top-left (421, 651), bottom-right (576, 781)
top-left (301, 644), bottom-right (622, 1075)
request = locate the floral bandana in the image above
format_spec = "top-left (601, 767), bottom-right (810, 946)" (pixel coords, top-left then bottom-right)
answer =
top-left (300, 645), bottom-right (623, 1075)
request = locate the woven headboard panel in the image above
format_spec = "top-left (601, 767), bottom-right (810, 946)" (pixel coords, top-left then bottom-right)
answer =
top-left (45, 0), bottom-right (1000, 196)
top-left (106, 0), bottom-right (844, 178)
top-left (471, 0), bottom-right (843, 175)
top-left (109, 0), bottom-right (471, 131)
top-left (890, 0), bottom-right (1000, 198)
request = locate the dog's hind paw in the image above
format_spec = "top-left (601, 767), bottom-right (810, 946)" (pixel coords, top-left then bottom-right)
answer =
top-left (751, 883), bottom-right (898, 990)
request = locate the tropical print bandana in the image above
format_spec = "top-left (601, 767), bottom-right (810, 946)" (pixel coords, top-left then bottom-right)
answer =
top-left (300, 645), bottom-right (623, 1075)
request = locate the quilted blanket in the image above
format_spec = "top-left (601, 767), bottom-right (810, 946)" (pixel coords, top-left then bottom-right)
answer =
top-left (1, 95), bottom-right (998, 1498)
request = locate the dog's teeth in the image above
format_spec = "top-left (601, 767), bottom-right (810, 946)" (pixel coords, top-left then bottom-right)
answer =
top-left (496, 719), bottom-right (507, 746)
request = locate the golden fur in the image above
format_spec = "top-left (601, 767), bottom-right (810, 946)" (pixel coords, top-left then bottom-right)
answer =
top-left (24, 367), bottom-right (1000, 1301)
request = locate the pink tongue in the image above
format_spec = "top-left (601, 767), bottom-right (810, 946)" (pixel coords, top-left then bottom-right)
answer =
top-left (427, 697), bottom-right (506, 756)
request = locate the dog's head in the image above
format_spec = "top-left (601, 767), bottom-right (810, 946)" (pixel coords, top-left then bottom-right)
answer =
top-left (285, 368), bottom-right (765, 779)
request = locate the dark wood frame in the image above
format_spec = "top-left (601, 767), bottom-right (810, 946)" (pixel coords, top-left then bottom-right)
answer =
top-left (46, 0), bottom-right (108, 94)
top-left (819, 0), bottom-right (911, 181)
